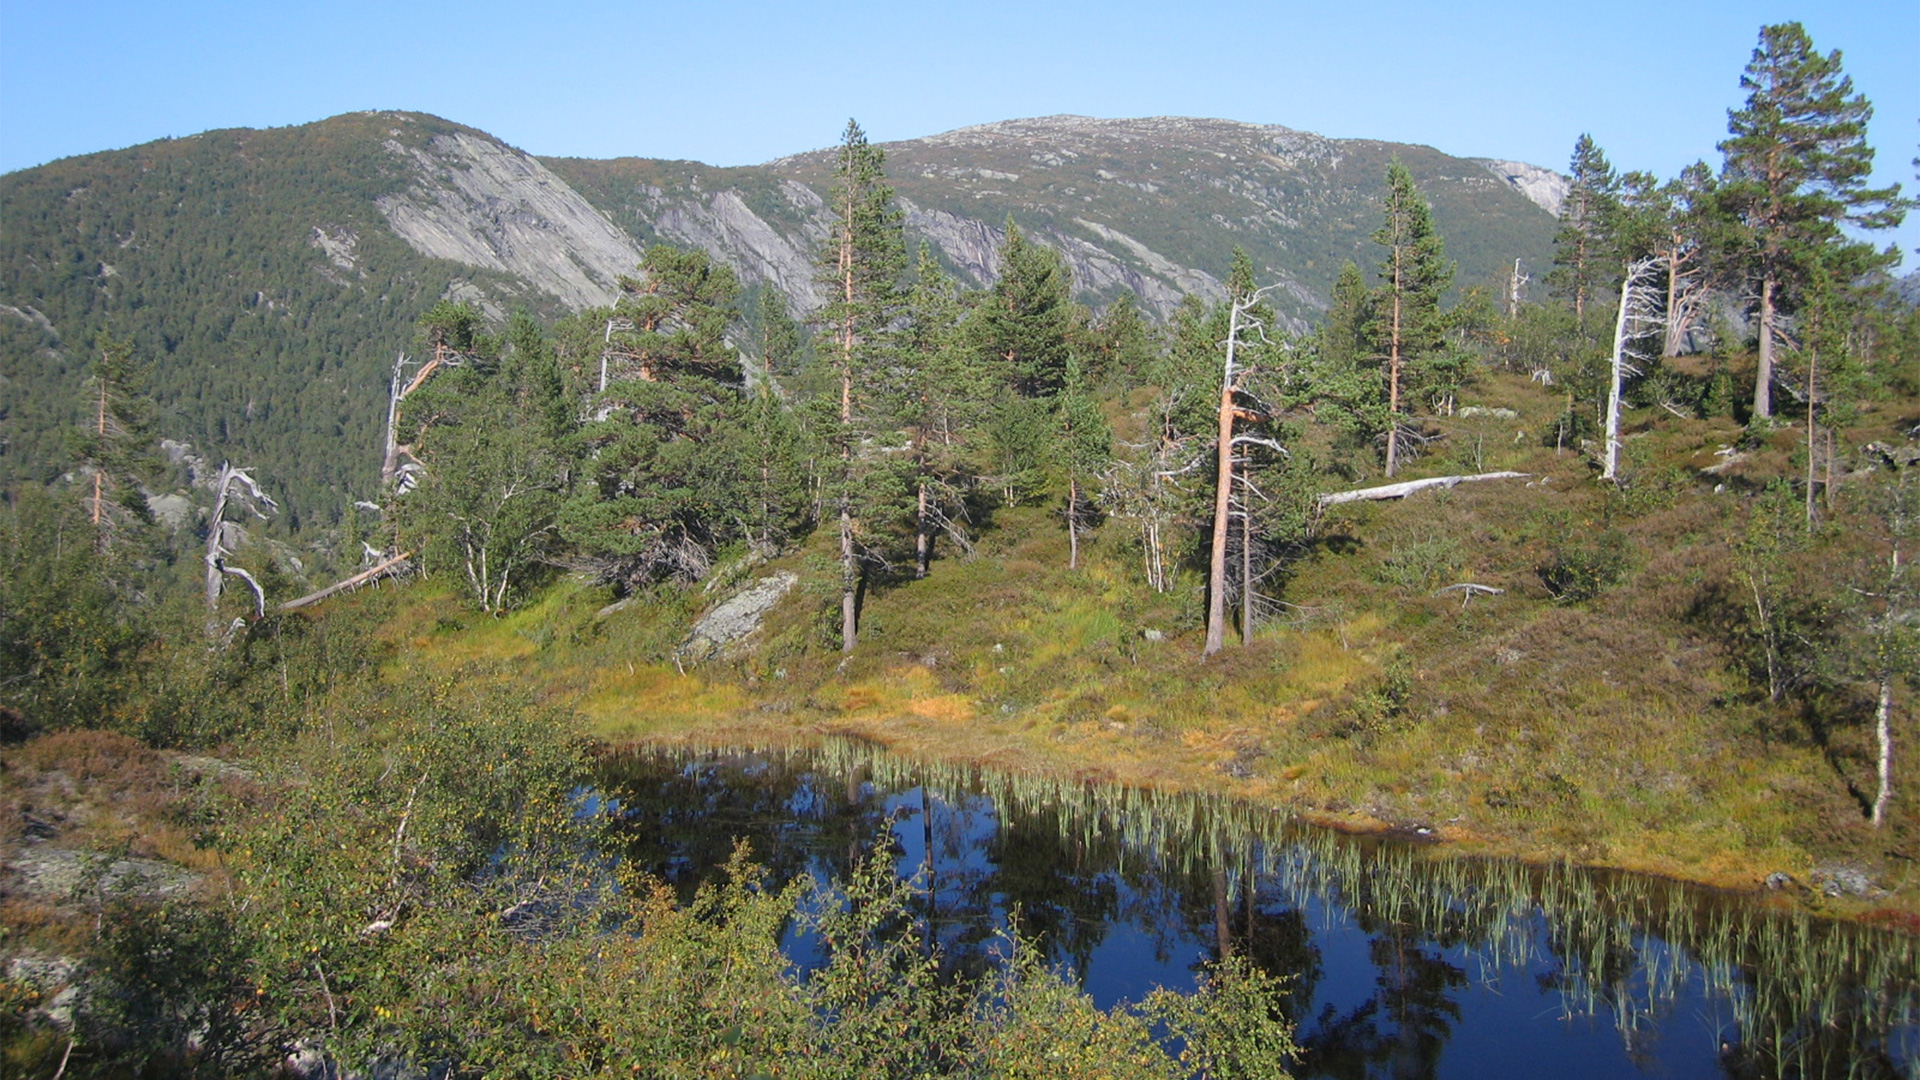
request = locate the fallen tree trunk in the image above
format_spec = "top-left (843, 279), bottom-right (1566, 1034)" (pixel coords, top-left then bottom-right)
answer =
top-left (1317, 471), bottom-right (1529, 507)
top-left (279, 552), bottom-right (414, 613)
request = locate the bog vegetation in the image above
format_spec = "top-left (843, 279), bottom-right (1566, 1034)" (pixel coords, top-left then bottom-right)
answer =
top-left (2, 21), bottom-right (1917, 1077)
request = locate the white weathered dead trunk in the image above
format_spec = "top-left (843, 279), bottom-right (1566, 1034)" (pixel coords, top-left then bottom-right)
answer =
top-left (1603, 257), bottom-right (1664, 483)
top-left (1755, 276), bottom-right (1776, 420)
top-left (1317, 471), bottom-right (1530, 507)
top-left (1873, 674), bottom-right (1893, 828)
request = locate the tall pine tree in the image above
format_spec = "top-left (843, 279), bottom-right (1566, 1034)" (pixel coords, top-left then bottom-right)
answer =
top-left (1369, 160), bottom-right (1453, 477)
top-left (1549, 135), bottom-right (1622, 323)
top-left (817, 120), bottom-right (907, 651)
top-left (1719, 21), bottom-right (1908, 419)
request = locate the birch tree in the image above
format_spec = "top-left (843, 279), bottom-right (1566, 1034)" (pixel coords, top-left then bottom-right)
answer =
top-left (1851, 478), bottom-right (1919, 828)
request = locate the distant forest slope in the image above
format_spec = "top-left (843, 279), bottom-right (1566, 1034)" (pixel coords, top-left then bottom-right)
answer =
top-left (2, 111), bottom-right (1557, 524)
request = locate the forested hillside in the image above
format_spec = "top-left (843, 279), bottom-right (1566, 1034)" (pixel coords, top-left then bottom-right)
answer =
top-left (2, 110), bottom-right (1556, 528)
top-left (2, 20), bottom-right (1918, 1077)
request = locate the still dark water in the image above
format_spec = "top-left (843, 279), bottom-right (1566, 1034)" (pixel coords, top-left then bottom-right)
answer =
top-left (594, 742), bottom-right (1918, 1080)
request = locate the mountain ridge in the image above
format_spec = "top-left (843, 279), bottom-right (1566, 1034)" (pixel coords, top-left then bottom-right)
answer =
top-left (0, 109), bottom-right (1561, 522)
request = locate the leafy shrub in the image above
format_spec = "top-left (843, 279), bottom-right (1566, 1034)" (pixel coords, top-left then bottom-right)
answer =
top-left (1539, 535), bottom-right (1627, 603)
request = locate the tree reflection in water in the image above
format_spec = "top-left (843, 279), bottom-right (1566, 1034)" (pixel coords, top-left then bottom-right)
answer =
top-left (594, 744), bottom-right (1917, 1080)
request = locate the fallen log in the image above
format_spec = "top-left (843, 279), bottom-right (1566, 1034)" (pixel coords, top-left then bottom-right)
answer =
top-left (1317, 471), bottom-right (1530, 507)
top-left (279, 552), bottom-right (414, 612)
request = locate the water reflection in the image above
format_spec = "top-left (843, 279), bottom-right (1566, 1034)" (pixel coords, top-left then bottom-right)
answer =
top-left (594, 741), bottom-right (1917, 1080)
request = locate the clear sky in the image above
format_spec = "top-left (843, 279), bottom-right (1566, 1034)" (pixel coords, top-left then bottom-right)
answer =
top-left (3, 0), bottom-right (1915, 265)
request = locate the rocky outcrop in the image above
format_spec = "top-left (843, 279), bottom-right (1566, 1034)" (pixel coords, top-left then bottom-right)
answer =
top-left (680, 571), bottom-right (798, 662)
top-left (1477, 159), bottom-right (1570, 217)
top-left (6, 846), bottom-right (202, 903)
top-left (656, 190), bottom-right (823, 310)
top-left (378, 132), bottom-right (644, 310)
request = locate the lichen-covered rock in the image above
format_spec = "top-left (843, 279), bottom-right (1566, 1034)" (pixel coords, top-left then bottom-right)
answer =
top-left (680, 572), bottom-right (799, 662)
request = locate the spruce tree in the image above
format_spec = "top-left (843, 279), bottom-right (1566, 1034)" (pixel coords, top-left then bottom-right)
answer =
top-left (1719, 21), bottom-right (1908, 420)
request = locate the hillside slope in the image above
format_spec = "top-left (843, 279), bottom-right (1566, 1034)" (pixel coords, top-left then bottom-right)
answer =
top-left (1, 110), bottom-right (1557, 524)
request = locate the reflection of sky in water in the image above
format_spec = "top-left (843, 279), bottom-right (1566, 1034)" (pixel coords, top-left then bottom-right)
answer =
top-left (600, 755), bottom-right (1918, 1080)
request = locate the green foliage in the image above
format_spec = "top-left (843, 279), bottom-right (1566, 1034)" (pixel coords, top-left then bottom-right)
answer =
top-left (968, 219), bottom-right (1080, 398)
top-left (1548, 135), bottom-right (1622, 318)
top-left (399, 305), bottom-right (565, 612)
top-left (1538, 531), bottom-right (1628, 604)
top-left (0, 486), bottom-right (148, 735)
top-left (0, 112), bottom-right (538, 522)
top-left (1368, 159), bottom-right (1455, 474)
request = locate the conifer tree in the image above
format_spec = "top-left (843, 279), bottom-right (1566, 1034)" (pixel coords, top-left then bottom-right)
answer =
top-left (1081, 291), bottom-right (1161, 390)
top-left (1719, 21), bottom-right (1908, 420)
top-left (71, 334), bottom-right (156, 542)
top-left (1549, 135), bottom-right (1622, 323)
top-left (818, 120), bottom-right (907, 651)
top-left (1056, 354), bottom-right (1110, 571)
top-left (1368, 160), bottom-right (1453, 477)
top-left (898, 243), bottom-right (982, 577)
top-left (559, 248), bottom-right (746, 590)
top-left (971, 219), bottom-right (1077, 398)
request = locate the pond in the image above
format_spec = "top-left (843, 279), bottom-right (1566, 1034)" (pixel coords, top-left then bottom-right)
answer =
top-left (595, 740), bottom-right (1918, 1080)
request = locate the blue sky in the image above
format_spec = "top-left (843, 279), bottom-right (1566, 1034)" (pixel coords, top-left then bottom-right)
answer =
top-left (3, 0), bottom-right (1915, 263)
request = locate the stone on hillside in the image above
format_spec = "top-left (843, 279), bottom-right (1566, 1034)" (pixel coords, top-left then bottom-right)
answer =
top-left (681, 572), bottom-right (799, 662)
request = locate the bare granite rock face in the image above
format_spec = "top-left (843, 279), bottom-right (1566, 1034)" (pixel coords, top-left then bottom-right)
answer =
top-left (377, 132), bottom-right (644, 310)
top-left (1477, 159), bottom-right (1570, 217)
top-left (656, 190), bottom-right (824, 311)
top-left (680, 571), bottom-right (799, 662)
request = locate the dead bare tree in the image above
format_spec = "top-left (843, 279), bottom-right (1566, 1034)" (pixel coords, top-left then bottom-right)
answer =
top-left (380, 348), bottom-right (465, 491)
top-left (1602, 257), bottom-right (1665, 483)
top-left (1204, 283), bottom-right (1285, 657)
top-left (1507, 258), bottom-right (1529, 320)
top-left (1317, 471), bottom-right (1530, 507)
top-left (204, 463), bottom-right (278, 625)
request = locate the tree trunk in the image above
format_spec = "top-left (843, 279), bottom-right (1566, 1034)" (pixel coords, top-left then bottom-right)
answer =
top-left (1316, 471), bottom-right (1530, 506)
top-left (1204, 306), bottom-right (1240, 657)
top-left (1603, 272), bottom-right (1632, 481)
top-left (1754, 276), bottom-right (1776, 420)
top-left (1067, 475), bottom-right (1080, 571)
top-left (1239, 479), bottom-right (1253, 646)
top-left (1385, 263), bottom-right (1404, 478)
top-left (1872, 673), bottom-right (1893, 827)
top-left (1805, 349), bottom-right (1819, 528)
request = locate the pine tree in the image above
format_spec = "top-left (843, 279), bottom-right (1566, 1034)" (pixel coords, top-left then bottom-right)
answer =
top-left (559, 248), bottom-right (747, 590)
top-left (898, 243), bottom-right (983, 577)
top-left (1082, 291), bottom-right (1161, 390)
top-left (817, 120), bottom-right (907, 651)
top-left (1549, 135), bottom-right (1622, 323)
top-left (1719, 21), bottom-right (1908, 420)
top-left (71, 334), bottom-right (156, 542)
top-left (971, 218), bottom-right (1078, 398)
top-left (1368, 160), bottom-right (1454, 477)
top-left (1056, 354), bottom-right (1110, 571)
